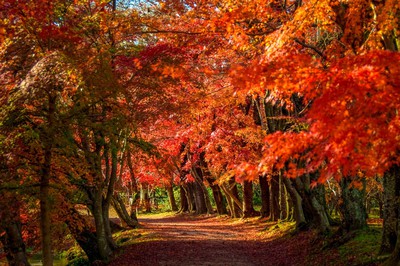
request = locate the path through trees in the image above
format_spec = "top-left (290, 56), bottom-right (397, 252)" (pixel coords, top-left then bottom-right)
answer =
top-left (109, 214), bottom-right (330, 266)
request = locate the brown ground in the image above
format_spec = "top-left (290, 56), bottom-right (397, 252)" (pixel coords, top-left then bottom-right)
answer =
top-left (108, 214), bottom-right (327, 266)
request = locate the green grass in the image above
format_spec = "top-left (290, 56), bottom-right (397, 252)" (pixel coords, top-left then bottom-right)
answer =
top-left (337, 225), bottom-right (387, 265)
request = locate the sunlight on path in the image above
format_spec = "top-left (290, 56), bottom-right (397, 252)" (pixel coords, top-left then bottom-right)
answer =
top-left (109, 214), bottom-right (307, 266)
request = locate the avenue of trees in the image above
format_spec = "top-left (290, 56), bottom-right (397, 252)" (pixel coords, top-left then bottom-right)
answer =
top-left (0, 0), bottom-right (399, 265)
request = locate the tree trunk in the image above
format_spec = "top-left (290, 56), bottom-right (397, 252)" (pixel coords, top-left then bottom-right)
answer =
top-left (220, 181), bottom-right (243, 218)
top-left (179, 185), bottom-right (189, 213)
top-left (293, 175), bottom-right (331, 233)
top-left (209, 182), bottom-right (227, 215)
top-left (192, 168), bottom-right (214, 214)
top-left (92, 190), bottom-right (112, 261)
top-left (339, 177), bottom-right (368, 232)
top-left (282, 177), bottom-right (307, 230)
top-left (39, 94), bottom-right (56, 266)
top-left (220, 184), bottom-right (235, 217)
top-left (242, 180), bottom-right (258, 217)
top-left (270, 173), bottom-right (280, 221)
top-left (381, 166), bottom-right (400, 254)
top-left (279, 174), bottom-right (289, 220)
top-left (0, 217), bottom-right (30, 266)
top-left (193, 181), bottom-right (208, 214)
top-left (184, 183), bottom-right (196, 212)
top-left (64, 206), bottom-right (102, 263)
top-left (384, 210), bottom-right (400, 266)
top-left (166, 185), bottom-right (178, 212)
top-left (111, 194), bottom-right (138, 228)
top-left (259, 175), bottom-right (270, 218)
top-left (140, 184), bottom-right (151, 213)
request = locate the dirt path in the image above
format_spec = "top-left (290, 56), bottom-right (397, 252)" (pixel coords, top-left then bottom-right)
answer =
top-left (108, 214), bottom-right (319, 266)
top-left (110, 216), bottom-right (318, 266)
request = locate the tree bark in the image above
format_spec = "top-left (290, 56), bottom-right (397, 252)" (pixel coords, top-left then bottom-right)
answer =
top-left (259, 175), bottom-right (270, 218)
top-left (208, 181), bottom-right (227, 215)
top-left (91, 189), bottom-right (112, 261)
top-left (192, 168), bottom-right (214, 214)
top-left (339, 177), bottom-right (368, 232)
top-left (381, 166), bottom-right (400, 254)
top-left (270, 173), bottom-right (280, 221)
top-left (166, 185), bottom-right (178, 212)
top-left (192, 180), bottom-right (208, 214)
top-left (282, 178), bottom-right (307, 230)
top-left (242, 180), bottom-right (259, 217)
top-left (63, 206), bottom-right (102, 263)
top-left (0, 216), bottom-right (30, 266)
top-left (111, 194), bottom-right (139, 228)
top-left (40, 94), bottom-right (56, 266)
top-left (140, 184), bottom-right (152, 213)
top-left (221, 179), bottom-right (243, 218)
top-left (293, 175), bottom-right (331, 233)
top-left (179, 185), bottom-right (189, 213)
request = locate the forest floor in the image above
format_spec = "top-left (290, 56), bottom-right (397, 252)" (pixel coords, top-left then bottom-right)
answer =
top-left (108, 213), bottom-right (384, 266)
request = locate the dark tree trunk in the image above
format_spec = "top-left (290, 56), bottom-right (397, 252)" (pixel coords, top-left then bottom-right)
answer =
top-left (221, 184), bottom-right (235, 217)
top-left (242, 181), bottom-right (259, 217)
top-left (64, 206), bottom-right (102, 263)
top-left (39, 94), bottom-right (56, 266)
top-left (0, 218), bottom-right (30, 266)
top-left (339, 177), bottom-right (368, 232)
top-left (293, 175), bottom-right (331, 233)
top-left (111, 194), bottom-right (138, 228)
top-left (208, 181), bottom-right (227, 215)
top-left (282, 178), bottom-right (307, 230)
top-left (381, 166), bottom-right (400, 254)
top-left (270, 173), bottom-right (280, 221)
top-left (259, 175), bottom-right (270, 218)
top-left (229, 179), bottom-right (243, 218)
top-left (192, 168), bottom-right (214, 214)
top-left (193, 181), bottom-right (208, 214)
top-left (91, 189), bottom-right (112, 261)
top-left (179, 185), bottom-right (189, 213)
top-left (385, 216), bottom-right (400, 266)
top-left (184, 183), bottom-right (196, 212)
top-left (129, 192), bottom-right (139, 222)
top-left (141, 184), bottom-right (151, 213)
top-left (220, 180), bottom-right (243, 218)
top-left (166, 185), bottom-right (178, 212)
top-left (102, 141), bottom-right (118, 250)
top-left (279, 175), bottom-right (289, 220)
